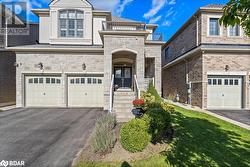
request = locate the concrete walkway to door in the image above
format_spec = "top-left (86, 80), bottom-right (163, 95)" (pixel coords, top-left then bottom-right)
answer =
top-left (0, 108), bottom-right (102, 167)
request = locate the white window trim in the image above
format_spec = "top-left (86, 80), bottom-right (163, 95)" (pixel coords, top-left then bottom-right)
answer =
top-left (207, 15), bottom-right (223, 37)
top-left (227, 25), bottom-right (242, 38)
top-left (58, 9), bottom-right (84, 39)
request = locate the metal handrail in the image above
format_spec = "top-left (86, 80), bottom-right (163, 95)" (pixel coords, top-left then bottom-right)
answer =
top-left (109, 74), bottom-right (115, 112)
top-left (134, 75), bottom-right (141, 99)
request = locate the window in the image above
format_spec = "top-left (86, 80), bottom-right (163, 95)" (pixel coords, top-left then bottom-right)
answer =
top-left (39, 78), bottom-right (43, 84)
top-left (209, 18), bottom-right (220, 36)
top-left (87, 78), bottom-right (92, 84)
top-left (229, 25), bottom-right (240, 36)
top-left (56, 79), bottom-right (61, 84)
top-left (70, 79), bottom-right (74, 84)
top-left (81, 78), bottom-right (85, 84)
top-left (224, 79), bottom-right (229, 85)
top-left (46, 78), bottom-right (50, 84)
top-left (98, 79), bottom-right (102, 84)
top-left (208, 79), bottom-right (212, 85)
top-left (76, 78), bottom-right (80, 84)
top-left (34, 78), bottom-right (38, 84)
top-left (51, 78), bottom-right (56, 84)
top-left (229, 79), bottom-right (234, 85)
top-left (212, 79), bottom-right (217, 85)
top-left (59, 10), bottom-right (84, 38)
top-left (218, 79), bottom-right (222, 85)
top-left (165, 47), bottom-right (170, 60)
top-left (234, 79), bottom-right (239, 85)
top-left (28, 79), bottom-right (33, 84)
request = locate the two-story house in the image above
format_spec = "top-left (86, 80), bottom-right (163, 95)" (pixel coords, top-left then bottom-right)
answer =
top-left (162, 4), bottom-right (250, 110)
top-left (0, 4), bottom-right (38, 107)
top-left (7, 0), bottom-right (164, 121)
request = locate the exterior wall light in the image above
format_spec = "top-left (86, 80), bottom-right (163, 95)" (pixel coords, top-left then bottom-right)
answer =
top-left (82, 63), bottom-right (86, 70)
top-left (225, 65), bottom-right (230, 71)
top-left (38, 62), bottom-right (43, 70)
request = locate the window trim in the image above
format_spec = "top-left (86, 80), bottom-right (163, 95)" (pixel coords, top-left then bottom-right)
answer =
top-left (207, 16), bottom-right (222, 37)
top-left (227, 25), bottom-right (242, 37)
top-left (58, 9), bottom-right (84, 38)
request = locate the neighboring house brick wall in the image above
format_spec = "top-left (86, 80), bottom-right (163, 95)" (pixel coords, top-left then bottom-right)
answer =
top-left (202, 52), bottom-right (250, 109)
top-left (16, 52), bottom-right (104, 107)
top-left (201, 13), bottom-right (250, 44)
top-left (162, 53), bottom-right (203, 107)
top-left (163, 19), bottom-right (198, 66)
top-left (0, 51), bottom-right (16, 106)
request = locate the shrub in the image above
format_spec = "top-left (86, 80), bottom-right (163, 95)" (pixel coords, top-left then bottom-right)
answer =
top-left (161, 102), bottom-right (175, 113)
top-left (91, 113), bottom-right (117, 154)
top-left (147, 81), bottom-right (162, 103)
top-left (141, 92), bottom-right (155, 110)
top-left (142, 108), bottom-right (171, 143)
top-left (120, 118), bottom-right (151, 153)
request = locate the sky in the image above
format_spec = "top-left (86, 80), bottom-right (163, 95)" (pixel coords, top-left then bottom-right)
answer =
top-left (1, 0), bottom-right (229, 41)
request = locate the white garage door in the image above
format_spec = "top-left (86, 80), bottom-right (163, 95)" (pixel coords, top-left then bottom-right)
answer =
top-left (25, 76), bottom-right (63, 107)
top-left (207, 76), bottom-right (242, 109)
top-left (68, 76), bottom-right (104, 107)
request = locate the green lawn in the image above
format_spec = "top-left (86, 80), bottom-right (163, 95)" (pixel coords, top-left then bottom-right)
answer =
top-left (76, 106), bottom-right (250, 167)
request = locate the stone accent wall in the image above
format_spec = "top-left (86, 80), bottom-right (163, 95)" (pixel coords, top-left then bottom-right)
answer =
top-left (145, 44), bottom-right (162, 95)
top-left (201, 13), bottom-right (250, 44)
top-left (0, 51), bottom-right (16, 106)
top-left (162, 53), bottom-right (203, 107)
top-left (103, 35), bottom-right (145, 110)
top-left (203, 52), bottom-right (250, 109)
top-left (16, 52), bottom-right (104, 107)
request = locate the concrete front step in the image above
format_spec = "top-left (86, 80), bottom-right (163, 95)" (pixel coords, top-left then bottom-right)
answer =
top-left (114, 111), bottom-right (135, 123)
top-left (114, 92), bottom-right (135, 96)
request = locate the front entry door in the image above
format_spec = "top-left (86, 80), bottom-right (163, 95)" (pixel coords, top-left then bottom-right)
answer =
top-left (114, 67), bottom-right (132, 88)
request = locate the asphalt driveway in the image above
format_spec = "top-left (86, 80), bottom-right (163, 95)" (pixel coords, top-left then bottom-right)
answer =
top-left (0, 108), bottom-right (102, 167)
top-left (209, 110), bottom-right (250, 126)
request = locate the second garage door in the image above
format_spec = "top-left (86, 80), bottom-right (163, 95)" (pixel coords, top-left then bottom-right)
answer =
top-left (68, 76), bottom-right (104, 107)
top-left (207, 76), bottom-right (242, 109)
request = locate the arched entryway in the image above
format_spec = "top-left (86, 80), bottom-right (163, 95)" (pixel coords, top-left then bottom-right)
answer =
top-left (112, 50), bottom-right (137, 90)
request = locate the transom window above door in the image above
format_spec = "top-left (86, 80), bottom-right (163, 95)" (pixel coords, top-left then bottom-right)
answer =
top-left (59, 10), bottom-right (84, 38)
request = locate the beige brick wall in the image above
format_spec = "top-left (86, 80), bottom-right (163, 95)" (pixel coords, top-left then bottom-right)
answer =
top-left (0, 51), bottom-right (16, 105)
top-left (16, 52), bottom-right (104, 107)
top-left (201, 13), bottom-right (250, 44)
top-left (202, 52), bottom-right (250, 109)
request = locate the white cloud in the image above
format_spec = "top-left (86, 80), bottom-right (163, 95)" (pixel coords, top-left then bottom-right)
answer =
top-left (162, 20), bottom-right (171, 27)
top-left (165, 7), bottom-right (174, 18)
top-left (143, 0), bottom-right (166, 19)
top-left (116, 0), bottom-right (134, 16)
top-left (168, 0), bottom-right (176, 5)
top-left (149, 15), bottom-right (162, 24)
top-left (90, 0), bottom-right (134, 16)
top-left (89, 0), bottom-right (119, 11)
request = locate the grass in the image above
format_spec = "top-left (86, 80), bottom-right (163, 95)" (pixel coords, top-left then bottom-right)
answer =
top-left (76, 106), bottom-right (250, 167)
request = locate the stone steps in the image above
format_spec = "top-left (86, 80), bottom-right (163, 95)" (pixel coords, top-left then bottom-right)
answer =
top-left (113, 90), bottom-right (135, 122)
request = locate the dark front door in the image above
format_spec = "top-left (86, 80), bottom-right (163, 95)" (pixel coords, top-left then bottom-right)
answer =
top-left (114, 67), bottom-right (132, 88)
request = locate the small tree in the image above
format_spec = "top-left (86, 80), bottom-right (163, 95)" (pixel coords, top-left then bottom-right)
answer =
top-left (220, 0), bottom-right (250, 37)
top-left (147, 81), bottom-right (162, 103)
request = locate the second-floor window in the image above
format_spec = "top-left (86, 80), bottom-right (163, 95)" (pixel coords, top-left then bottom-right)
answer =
top-left (229, 25), bottom-right (240, 36)
top-left (59, 10), bottom-right (84, 38)
top-left (209, 18), bottom-right (220, 36)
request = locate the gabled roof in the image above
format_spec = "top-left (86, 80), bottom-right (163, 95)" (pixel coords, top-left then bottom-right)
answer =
top-left (112, 16), bottom-right (140, 23)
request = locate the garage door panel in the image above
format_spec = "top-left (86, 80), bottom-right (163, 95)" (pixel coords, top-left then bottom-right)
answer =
top-left (25, 76), bottom-right (63, 107)
top-left (207, 76), bottom-right (242, 109)
top-left (68, 76), bottom-right (104, 107)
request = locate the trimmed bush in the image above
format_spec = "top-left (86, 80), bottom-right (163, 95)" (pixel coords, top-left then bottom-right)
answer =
top-left (142, 108), bottom-right (171, 143)
top-left (91, 113), bottom-right (117, 154)
top-left (120, 118), bottom-right (151, 153)
top-left (147, 81), bottom-right (162, 103)
top-left (161, 102), bottom-right (175, 113)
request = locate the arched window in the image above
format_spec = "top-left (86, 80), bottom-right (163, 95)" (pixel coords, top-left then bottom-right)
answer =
top-left (59, 10), bottom-right (84, 38)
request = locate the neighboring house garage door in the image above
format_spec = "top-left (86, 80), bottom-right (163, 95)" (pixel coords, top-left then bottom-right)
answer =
top-left (207, 76), bottom-right (242, 109)
top-left (25, 76), bottom-right (63, 107)
top-left (67, 76), bottom-right (104, 107)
